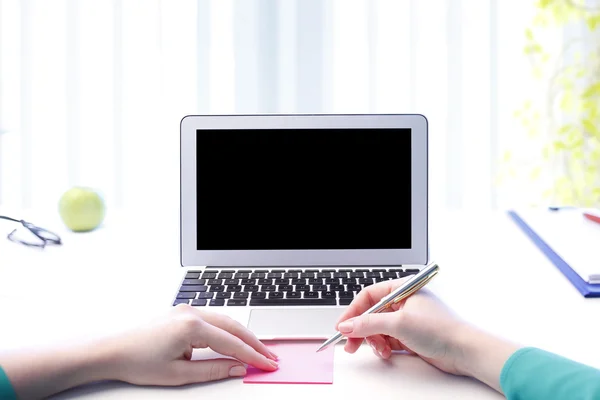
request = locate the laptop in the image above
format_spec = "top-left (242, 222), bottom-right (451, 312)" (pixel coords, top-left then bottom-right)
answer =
top-left (175, 114), bottom-right (428, 340)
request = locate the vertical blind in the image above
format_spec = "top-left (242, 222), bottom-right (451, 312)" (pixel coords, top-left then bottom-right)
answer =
top-left (0, 0), bottom-right (538, 213)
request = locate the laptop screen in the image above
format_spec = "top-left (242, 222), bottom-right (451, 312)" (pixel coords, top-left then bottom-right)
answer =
top-left (196, 128), bottom-right (411, 251)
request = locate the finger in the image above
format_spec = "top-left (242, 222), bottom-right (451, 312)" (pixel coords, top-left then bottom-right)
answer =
top-left (371, 346), bottom-right (380, 358)
top-left (387, 337), bottom-right (404, 351)
top-left (396, 341), bottom-right (417, 355)
top-left (384, 337), bottom-right (416, 356)
top-left (343, 337), bottom-right (363, 353)
top-left (336, 276), bottom-right (413, 327)
top-left (365, 335), bottom-right (390, 356)
top-left (338, 312), bottom-right (400, 338)
top-left (194, 310), bottom-right (277, 360)
top-left (365, 339), bottom-right (390, 359)
top-left (383, 336), bottom-right (411, 353)
top-left (366, 337), bottom-right (392, 359)
top-left (189, 319), bottom-right (278, 371)
top-left (365, 338), bottom-right (382, 358)
top-left (371, 345), bottom-right (391, 359)
top-left (335, 280), bottom-right (397, 326)
top-left (173, 359), bottom-right (247, 384)
top-left (380, 345), bottom-right (393, 359)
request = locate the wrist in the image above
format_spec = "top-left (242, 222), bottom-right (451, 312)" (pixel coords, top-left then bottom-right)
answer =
top-left (451, 323), bottom-right (522, 393)
top-left (436, 321), bottom-right (474, 377)
top-left (67, 338), bottom-right (123, 384)
top-left (2, 339), bottom-right (123, 399)
top-left (450, 323), bottom-right (483, 377)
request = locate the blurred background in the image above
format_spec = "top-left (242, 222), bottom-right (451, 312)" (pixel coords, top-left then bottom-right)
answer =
top-left (0, 0), bottom-right (598, 220)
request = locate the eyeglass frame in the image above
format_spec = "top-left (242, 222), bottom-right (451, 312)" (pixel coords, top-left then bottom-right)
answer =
top-left (0, 215), bottom-right (62, 248)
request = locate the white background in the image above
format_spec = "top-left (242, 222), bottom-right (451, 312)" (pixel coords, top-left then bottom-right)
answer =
top-left (0, 0), bottom-right (551, 217)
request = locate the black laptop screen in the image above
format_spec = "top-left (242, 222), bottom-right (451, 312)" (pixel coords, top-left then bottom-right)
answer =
top-left (196, 128), bottom-right (411, 250)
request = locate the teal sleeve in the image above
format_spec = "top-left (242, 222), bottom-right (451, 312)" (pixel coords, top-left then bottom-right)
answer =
top-left (0, 366), bottom-right (17, 400)
top-left (500, 347), bottom-right (600, 400)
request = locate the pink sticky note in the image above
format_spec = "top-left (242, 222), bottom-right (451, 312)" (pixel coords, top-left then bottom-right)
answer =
top-left (243, 341), bottom-right (335, 384)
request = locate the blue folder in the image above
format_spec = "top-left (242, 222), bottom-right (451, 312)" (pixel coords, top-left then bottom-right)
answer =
top-left (508, 210), bottom-right (600, 298)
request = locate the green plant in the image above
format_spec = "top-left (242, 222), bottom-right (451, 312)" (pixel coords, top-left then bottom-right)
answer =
top-left (512, 0), bottom-right (600, 206)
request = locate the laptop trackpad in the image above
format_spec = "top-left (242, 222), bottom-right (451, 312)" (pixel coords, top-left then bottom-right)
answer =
top-left (248, 308), bottom-right (345, 340)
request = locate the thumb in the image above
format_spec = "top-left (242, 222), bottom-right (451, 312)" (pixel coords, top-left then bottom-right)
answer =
top-left (177, 359), bottom-right (248, 384)
top-left (337, 312), bottom-right (399, 338)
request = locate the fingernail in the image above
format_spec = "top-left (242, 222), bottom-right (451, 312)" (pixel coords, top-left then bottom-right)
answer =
top-left (369, 342), bottom-right (378, 352)
top-left (269, 359), bottom-right (279, 369)
top-left (338, 320), bottom-right (353, 333)
top-left (269, 351), bottom-right (279, 360)
top-left (372, 348), bottom-right (384, 359)
top-left (229, 366), bottom-right (246, 377)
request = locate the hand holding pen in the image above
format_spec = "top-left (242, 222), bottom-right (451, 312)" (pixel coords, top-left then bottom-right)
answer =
top-left (318, 263), bottom-right (472, 373)
top-left (317, 263), bottom-right (439, 352)
top-left (325, 267), bottom-right (523, 395)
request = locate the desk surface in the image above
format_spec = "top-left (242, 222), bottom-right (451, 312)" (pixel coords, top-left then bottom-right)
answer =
top-left (1, 209), bottom-right (599, 399)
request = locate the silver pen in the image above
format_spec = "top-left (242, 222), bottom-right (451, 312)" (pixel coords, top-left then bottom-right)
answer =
top-left (316, 262), bottom-right (440, 352)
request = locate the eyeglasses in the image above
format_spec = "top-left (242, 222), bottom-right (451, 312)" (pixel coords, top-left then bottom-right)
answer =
top-left (0, 215), bottom-right (62, 249)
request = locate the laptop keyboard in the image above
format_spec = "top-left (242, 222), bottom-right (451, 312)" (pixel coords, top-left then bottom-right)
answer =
top-left (173, 267), bottom-right (420, 307)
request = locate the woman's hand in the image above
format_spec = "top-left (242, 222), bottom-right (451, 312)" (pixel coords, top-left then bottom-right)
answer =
top-left (108, 304), bottom-right (278, 385)
top-left (336, 279), bottom-right (466, 374)
top-left (1, 304), bottom-right (278, 399)
top-left (336, 278), bottom-right (520, 393)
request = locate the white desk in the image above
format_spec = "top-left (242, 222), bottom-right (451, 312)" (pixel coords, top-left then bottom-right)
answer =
top-left (1, 208), bottom-right (599, 399)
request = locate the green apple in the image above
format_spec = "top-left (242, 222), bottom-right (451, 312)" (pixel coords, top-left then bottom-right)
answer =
top-left (58, 187), bottom-right (105, 232)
